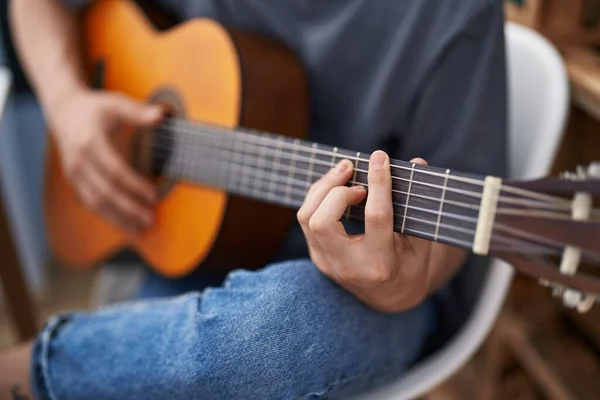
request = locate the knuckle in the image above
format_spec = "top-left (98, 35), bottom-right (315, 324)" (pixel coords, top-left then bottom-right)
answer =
top-left (367, 264), bottom-right (394, 285)
top-left (330, 186), bottom-right (347, 198)
top-left (365, 209), bottom-right (392, 227)
top-left (307, 182), bottom-right (322, 196)
top-left (296, 208), bottom-right (310, 226)
top-left (337, 267), bottom-right (359, 284)
top-left (308, 215), bottom-right (326, 234)
top-left (368, 171), bottom-right (384, 186)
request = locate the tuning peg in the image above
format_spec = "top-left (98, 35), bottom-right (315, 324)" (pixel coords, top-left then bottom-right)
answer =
top-left (539, 278), bottom-right (598, 313)
top-left (588, 162), bottom-right (600, 179)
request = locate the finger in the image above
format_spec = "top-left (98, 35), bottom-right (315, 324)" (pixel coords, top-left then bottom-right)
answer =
top-left (108, 93), bottom-right (164, 127)
top-left (76, 177), bottom-right (136, 235)
top-left (310, 185), bottom-right (366, 252)
top-left (364, 150), bottom-right (394, 252)
top-left (92, 132), bottom-right (157, 204)
top-left (297, 159), bottom-right (354, 246)
top-left (83, 161), bottom-right (154, 234)
top-left (409, 157), bottom-right (428, 166)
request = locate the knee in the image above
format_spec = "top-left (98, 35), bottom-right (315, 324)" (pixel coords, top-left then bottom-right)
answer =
top-left (196, 260), bottom-right (433, 398)
top-left (199, 260), bottom-right (369, 397)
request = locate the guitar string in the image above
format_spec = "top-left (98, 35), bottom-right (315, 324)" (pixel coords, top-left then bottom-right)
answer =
top-left (170, 151), bottom-right (571, 224)
top-left (162, 138), bottom-right (597, 256)
top-left (151, 135), bottom-right (577, 219)
top-left (154, 121), bottom-right (581, 212)
top-left (182, 166), bottom-right (565, 258)
top-left (492, 221), bottom-right (600, 263)
top-left (166, 152), bottom-right (579, 259)
top-left (189, 161), bottom-right (561, 256)
top-left (146, 127), bottom-right (576, 214)
top-left (140, 123), bottom-right (598, 259)
top-left (346, 213), bottom-right (563, 257)
top-left (168, 143), bottom-right (600, 261)
top-left (157, 121), bottom-right (570, 207)
top-left (158, 118), bottom-right (575, 207)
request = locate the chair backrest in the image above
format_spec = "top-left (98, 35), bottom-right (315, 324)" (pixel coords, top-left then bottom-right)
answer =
top-left (0, 68), bottom-right (10, 119)
top-left (359, 22), bottom-right (569, 400)
top-left (506, 23), bottom-right (569, 179)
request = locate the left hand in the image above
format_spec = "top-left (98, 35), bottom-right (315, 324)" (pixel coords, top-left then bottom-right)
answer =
top-left (297, 150), bottom-right (437, 313)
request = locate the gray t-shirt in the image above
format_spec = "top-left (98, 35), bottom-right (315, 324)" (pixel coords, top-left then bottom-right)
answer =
top-left (64, 0), bottom-right (508, 344)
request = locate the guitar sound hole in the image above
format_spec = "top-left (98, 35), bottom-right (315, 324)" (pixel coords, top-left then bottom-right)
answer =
top-left (132, 87), bottom-right (187, 197)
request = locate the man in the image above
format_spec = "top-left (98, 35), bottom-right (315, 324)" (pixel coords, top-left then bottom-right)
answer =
top-left (2, 0), bottom-right (507, 398)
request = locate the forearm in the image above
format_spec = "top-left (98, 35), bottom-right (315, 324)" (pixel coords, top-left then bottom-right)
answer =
top-left (0, 342), bottom-right (33, 400)
top-left (9, 0), bottom-right (87, 113)
top-left (427, 243), bottom-right (468, 294)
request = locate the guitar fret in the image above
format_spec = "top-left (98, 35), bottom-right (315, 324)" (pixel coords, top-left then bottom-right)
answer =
top-left (252, 135), bottom-right (268, 198)
top-left (240, 136), bottom-right (252, 189)
top-left (285, 139), bottom-right (299, 203)
top-left (434, 169), bottom-right (450, 241)
top-left (345, 152), bottom-right (360, 220)
top-left (331, 146), bottom-right (339, 169)
top-left (163, 121), bottom-right (485, 251)
top-left (214, 134), bottom-right (225, 186)
top-left (307, 143), bottom-right (317, 189)
top-left (212, 133), bottom-right (227, 186)
top-left (267, 136), bottom-right (284, 201)
top-left (400, 163), bottom-right (416, 233)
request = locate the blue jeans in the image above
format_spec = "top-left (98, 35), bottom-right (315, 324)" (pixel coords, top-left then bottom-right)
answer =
top-left (31, 259), bottom-right (436, 399)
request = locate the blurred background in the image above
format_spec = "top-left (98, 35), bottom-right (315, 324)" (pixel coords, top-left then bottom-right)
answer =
top-left (1, 0), bottom-right (600, 399)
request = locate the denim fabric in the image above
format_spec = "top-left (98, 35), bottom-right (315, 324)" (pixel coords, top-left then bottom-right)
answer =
top-left (31, 259), bottom-right (436, 399)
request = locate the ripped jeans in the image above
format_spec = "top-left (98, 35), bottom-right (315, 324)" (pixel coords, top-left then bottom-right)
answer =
top-left (30, 259), bottom-right (436, 399)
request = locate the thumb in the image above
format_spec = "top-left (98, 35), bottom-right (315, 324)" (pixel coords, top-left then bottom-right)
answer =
top-left (109, 93), bottom-right (164, 127)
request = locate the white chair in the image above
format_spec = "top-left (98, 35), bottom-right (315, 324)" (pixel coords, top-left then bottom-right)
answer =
top-left (359, 21), bottom-right (570, 399)
top-left (0, 68), bottom-right (10, 117)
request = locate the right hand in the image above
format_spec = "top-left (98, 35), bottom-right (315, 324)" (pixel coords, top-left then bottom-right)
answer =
top-left (47, 89), bottom-right (164, 235)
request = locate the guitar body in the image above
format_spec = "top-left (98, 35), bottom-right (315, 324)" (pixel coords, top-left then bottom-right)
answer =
top-left (44, 0), bottom-right (309, 277)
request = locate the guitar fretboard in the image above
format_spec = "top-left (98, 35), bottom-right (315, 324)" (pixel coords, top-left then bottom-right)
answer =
top-left (149, 118), bottom-right (485, 249)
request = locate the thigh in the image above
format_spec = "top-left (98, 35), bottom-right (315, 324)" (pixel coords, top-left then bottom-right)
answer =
top-left (31, 259), bottom-right (436, 400)
top-left (212, 259), bottom-right (437, 398)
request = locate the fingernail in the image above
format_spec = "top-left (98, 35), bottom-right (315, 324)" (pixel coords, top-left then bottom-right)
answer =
top-left (335, 159), bottom-right (350, 174)
top-left (370, 151), bottom-right (386, 168)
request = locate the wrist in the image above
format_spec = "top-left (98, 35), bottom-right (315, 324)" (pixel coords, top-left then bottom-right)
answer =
top-left (41, 78), bottom-right (89, 118)
top-left (43, 81), bottom-right (90, 127)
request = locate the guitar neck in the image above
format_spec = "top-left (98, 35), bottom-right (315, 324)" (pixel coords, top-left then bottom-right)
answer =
top-left (150, 118), bottom-right (486, 250)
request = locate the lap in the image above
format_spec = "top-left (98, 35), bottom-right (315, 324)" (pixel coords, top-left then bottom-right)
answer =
top-left (32, 259), bottom-right (437, 400)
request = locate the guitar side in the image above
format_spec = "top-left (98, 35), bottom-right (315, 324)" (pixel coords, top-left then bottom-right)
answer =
top-left (44, 0), bottom-right (309, 277)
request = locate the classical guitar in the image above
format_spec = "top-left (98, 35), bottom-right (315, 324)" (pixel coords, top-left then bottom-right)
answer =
top-left (45, 0), bottom-right (600, 311)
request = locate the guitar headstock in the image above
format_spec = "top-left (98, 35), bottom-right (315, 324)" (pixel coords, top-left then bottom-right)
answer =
top-left (490, 162), bottom-right (600, 313)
